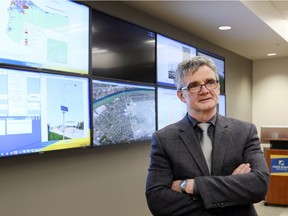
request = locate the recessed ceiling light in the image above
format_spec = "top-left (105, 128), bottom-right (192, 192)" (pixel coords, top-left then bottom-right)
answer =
top-left (145, 40), bottom-right (155, 44)
top-left (267, 53), bottom-right (277, 57)
top-left (218, 26), bottom-right (232, 31)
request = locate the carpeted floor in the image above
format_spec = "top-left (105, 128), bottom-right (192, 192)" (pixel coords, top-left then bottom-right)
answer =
top-left (255, 201), bottom-right (288, 216)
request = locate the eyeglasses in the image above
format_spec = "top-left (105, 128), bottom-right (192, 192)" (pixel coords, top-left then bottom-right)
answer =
top-left (180, 79), bottom-right (219, 93)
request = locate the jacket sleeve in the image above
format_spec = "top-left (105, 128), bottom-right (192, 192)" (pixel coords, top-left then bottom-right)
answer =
top-left (194, 123), bottom-right (270, 210)
top-left (145, 132), bottom-right (204, 216)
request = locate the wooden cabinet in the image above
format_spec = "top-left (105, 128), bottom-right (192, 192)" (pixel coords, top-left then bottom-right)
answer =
top-left (264, 148), bottom-right (288, 205)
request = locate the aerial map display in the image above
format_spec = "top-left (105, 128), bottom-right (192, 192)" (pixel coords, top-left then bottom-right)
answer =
top-left (92, 80), bottom-right (156, 146)
top-left (0, 0), bottom-right (89, 74)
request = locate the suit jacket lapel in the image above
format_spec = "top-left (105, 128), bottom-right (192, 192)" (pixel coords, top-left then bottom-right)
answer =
top-left (178, 115), bottom-right (210, 176)
top-left (211, 114), bottom-right (230, 175)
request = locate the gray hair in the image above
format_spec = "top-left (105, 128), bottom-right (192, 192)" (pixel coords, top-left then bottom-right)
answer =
top-left (174, 56), bottom-right (219, 90)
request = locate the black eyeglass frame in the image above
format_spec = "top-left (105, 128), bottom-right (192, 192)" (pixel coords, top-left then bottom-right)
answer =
top-left (179, 79), bottom-right (219, 93)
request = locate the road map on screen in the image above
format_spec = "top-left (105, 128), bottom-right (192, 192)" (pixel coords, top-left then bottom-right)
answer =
top-left (0, 0), bottom-right (89, 74)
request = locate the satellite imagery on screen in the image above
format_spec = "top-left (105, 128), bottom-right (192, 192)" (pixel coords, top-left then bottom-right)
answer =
top-left (92, 80), bottom-right (156, 146)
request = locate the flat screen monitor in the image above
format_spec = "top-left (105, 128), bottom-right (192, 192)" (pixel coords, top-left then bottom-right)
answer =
top-left (197, 49), bottom-right (225, 94)
top-left (157, 34), bottom-right (197, 87)
top-left (261, 126), bottom-right (288, 142)
top-left (91, 10), bottom-right (156, 83)
top-left (0, 0), bottom-right (89, 74)
top-left (92, 79), bottom-right (156, 146)
top-left (218, 94), bottom-right (226, 116)
top-left (0, 68), bottom-right (90, 157)
top-left (157, 86), bottom-right (187, 130)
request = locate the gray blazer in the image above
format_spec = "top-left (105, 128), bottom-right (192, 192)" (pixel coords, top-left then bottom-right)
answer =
top-left (146, 113), bottom-right (269, 216)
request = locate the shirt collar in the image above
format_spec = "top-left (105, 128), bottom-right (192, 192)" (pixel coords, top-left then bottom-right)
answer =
top-left (187, 113), bottom-right (217, 127)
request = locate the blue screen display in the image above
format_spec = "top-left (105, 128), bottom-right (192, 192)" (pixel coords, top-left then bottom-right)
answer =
top-left (0, 68), bottom-right (90, 157)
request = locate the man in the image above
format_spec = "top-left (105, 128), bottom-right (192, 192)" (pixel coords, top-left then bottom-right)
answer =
top-left (145, 56), bottom-right (269, 216)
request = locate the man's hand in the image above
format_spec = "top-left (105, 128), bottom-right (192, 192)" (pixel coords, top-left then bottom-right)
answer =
top-left (171, 179), bottom-right (194, 194)
top-left (171, 180), bottom-right (182, 192)
top-left (232, 163), bottom-right (251, 175)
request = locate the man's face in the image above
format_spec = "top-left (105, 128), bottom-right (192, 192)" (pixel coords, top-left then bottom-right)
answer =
top-left (177, 65), bottom-right (220, 117)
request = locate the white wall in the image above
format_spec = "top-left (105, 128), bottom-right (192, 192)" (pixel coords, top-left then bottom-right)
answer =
top-left (253, 57), bottom-right (288, 134)
top-left (225, 56), bottom-right (253, 121)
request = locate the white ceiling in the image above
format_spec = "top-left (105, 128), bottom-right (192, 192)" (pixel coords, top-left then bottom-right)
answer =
top-left (122, 0), bottom-right (288, 61)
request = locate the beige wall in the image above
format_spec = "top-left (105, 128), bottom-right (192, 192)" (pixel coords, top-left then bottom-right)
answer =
top-left (253, 57), bottom-right (288, 138)
top-left (0, 2), bottom-right (253, 216)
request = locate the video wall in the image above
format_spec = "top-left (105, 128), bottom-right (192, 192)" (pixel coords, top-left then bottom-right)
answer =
top-left (0, 0), bottom-right (226, 158)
